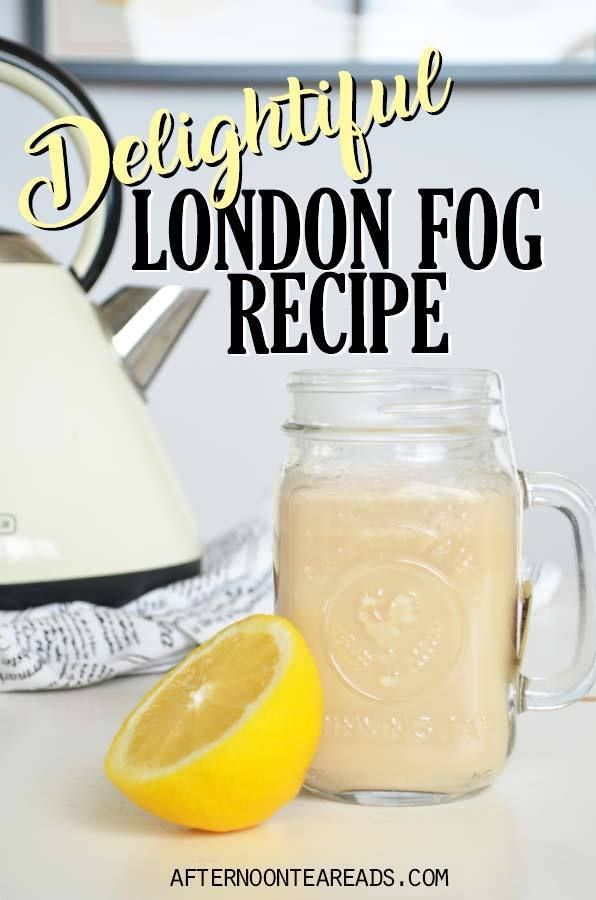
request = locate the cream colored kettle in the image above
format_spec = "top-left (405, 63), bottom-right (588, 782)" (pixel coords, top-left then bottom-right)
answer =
top-left (0, 38), bottom-right (205, 609)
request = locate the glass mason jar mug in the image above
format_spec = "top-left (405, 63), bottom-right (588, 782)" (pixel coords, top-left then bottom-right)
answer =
top-left (274, 369), bottom-right (596, 805)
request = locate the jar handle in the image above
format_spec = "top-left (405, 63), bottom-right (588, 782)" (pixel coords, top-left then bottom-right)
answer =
top-left (519, 471), bottom-right (596, 711)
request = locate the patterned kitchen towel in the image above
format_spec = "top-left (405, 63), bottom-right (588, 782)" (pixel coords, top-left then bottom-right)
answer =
top-left (0, 519), bottom-right (273, 691)
top-left (0, 515), bottom-right (560, 692)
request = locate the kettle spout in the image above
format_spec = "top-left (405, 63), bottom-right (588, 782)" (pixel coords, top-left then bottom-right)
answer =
top-left (98, 285), bottom-right (207, 390)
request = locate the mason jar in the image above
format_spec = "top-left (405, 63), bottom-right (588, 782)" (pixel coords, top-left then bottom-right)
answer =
top-left (274, 369), bottom-right (596, 805)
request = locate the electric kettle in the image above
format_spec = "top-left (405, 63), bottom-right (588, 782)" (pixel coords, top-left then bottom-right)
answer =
top-left (0, 38), bottom-right (205, 610)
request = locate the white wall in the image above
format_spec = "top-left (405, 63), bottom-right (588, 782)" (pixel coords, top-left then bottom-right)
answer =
top-left (1, 4), bottom-right (595, 577)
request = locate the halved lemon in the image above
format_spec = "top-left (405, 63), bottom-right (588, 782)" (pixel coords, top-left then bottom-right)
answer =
top-left (104, 614), bottom-right (323, 832)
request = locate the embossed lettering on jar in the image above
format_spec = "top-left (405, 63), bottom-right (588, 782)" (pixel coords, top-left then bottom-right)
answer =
top-left (275, 369), bottom-right (521, 805)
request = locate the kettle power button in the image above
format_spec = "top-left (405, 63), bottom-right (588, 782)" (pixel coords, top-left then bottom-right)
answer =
top-left (0, 514), bottom-right (16, 534)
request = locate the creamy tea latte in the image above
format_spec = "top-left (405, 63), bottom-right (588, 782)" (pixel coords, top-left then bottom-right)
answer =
top-left (276, 477), bottom-right (519, 797)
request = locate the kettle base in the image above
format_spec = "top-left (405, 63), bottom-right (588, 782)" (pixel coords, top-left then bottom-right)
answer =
top-left (0, 559), bottom-right (201, 611)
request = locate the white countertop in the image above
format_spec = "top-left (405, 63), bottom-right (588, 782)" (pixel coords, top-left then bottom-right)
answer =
top-left (1, 674), bottom-right (595, 900)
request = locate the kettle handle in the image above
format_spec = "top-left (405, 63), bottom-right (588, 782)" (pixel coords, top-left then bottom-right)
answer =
top-left (0, 37), bottom-right (121, 291)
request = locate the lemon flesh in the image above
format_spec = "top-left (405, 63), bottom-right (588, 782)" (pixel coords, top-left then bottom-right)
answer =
top-left (105, 615), bottom-right (323, 832)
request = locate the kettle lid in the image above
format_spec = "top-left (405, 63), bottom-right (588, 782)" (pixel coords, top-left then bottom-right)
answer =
top-left (0, 230), bottom-right (54, 264)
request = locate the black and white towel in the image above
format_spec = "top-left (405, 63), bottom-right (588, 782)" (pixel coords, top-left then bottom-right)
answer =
top-left (0, 519), bottom-right (273, 691)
